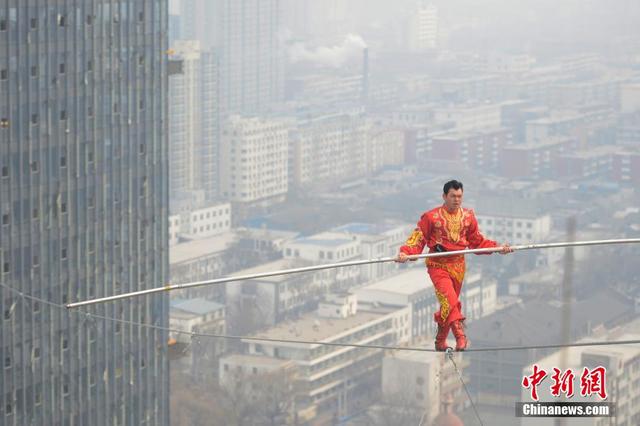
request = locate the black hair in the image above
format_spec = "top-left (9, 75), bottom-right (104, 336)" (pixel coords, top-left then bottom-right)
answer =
top-left (443, 180), bottom-right (463, 195)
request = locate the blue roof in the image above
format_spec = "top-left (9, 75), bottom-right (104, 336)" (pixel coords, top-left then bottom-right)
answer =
top-left (170, 298), bottom-right (224, 315)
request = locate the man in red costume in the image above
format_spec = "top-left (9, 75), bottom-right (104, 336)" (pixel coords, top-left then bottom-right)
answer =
top-left (396, 180), bottom-right (513, 351)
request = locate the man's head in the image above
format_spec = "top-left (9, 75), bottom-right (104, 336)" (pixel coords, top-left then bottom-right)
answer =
top-left (442, 180), bottom-right (463, 211)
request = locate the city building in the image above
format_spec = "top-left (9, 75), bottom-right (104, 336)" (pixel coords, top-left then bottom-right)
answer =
top-left (430, 76), bottom-right (501, 103)
top-left (553, 146), bottom-right (618, 181)
top-left (219, 116), bottom-right (289, 211)
top-left (432, 103), bottom-right (502, 132)
top-left (242, 294), bottom-right (411, 421)
top-left (427, 126), bottom-right (513, 172)
top-left (169, 298), bottom-right (226, 379)
top-left (168, 40), bottom-right (220, 204)
top-left (406, 3), bottom-right (438, 51)
top-left (500, 137), bottom-right (578, 179)
top-left (466, 292), bottom-right (634, 407)
top-left (331, 222), bottom-right (408, 282)
top-left (356, 269), bottom-right (434, 340)
top-left (169, 231), bottom-right (238, 302)
top-left (612, 148), bottom-right (640, 187)
top-left (225, 232), bottom-right (364, 329)
top-left (381, 350), bottom-right (470, 424)
top-left (289, 112), bottom-right (368, 190)
top-left (0, 2), bottom-right (169, 424)
top-left (169, 201), bottom-right (231, 244)
top-left (475, 197), bottom-right (552, 245)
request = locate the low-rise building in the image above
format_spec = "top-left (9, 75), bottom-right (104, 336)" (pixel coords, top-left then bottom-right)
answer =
top-left (169, 298), bottom-right (226, 379)
top-left (331, 222), bottom-right (408, 282)
top-left (356, 269), bottom-right (434, 340)
top-left (168, 201), bottom-right (232, 245)
top-left (475, 196), bottom-right (552, 245)
top-left (500, 137), bottom-right (578, 179)
top-left (381, 349), bottom-right (470, 425)
top-left (169, 231), bottom-right (238, 301)
top-left (242, 294), bottom-right (411, 421)
top-left (466, 292), bottom-right (635, 407)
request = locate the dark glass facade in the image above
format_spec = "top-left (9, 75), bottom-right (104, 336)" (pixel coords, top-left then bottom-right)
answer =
top-left (0, 1), bottom-right (169, 424)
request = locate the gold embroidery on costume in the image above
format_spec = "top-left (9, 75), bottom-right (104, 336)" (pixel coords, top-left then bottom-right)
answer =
top-left (440, 207), bottom-right (463, 243)
top-left (405, 229), bottom-right (423, 247)
top-left (427, 258), bottom-right (466, 284)
top-left (435, 289), bottom-right (450, 321)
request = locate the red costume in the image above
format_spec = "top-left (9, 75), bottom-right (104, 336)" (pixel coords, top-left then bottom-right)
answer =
top-left (400, 205), bottom-right (498, 350)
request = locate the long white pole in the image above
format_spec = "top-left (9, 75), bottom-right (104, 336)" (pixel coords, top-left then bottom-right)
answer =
top-left (65, 238), bottom-right (640, 308)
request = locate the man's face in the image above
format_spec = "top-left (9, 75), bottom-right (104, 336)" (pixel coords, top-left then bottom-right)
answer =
top-left (442, 188), bottom-right (463, 211)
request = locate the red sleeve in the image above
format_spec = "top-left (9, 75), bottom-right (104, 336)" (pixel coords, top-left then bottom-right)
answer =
top-left (466, 211), bottom-right (498, 254)
top-left (400, 214), bottom-right (430, 257)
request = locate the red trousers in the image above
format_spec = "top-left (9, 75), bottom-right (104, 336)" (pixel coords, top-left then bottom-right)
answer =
top-left (428, 262), bottom-right (466, 327)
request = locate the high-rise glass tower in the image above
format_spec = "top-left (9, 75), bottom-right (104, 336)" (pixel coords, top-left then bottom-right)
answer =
top-left (0, 1), bottom-right (169, 424)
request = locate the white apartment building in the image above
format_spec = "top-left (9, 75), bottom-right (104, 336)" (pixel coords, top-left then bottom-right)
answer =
top-left (219, 354), bottom-right (295, 386)
top-left (168, 202), bottom-right (231, 245)
top-left (461, 268), bottom-right (498, 322)
top-left (475, 198), bottom-right (552, 245)
top-left (382, 351), bottom-right (441, 424)
top-left (169, 40), bottom-right (219, 202)
top-left (169, 231), bottom-right (237, 301)
top-left (243, 294), bottom-right (411, 420)
top-left (182, 202), bottom-right (231, 239)
top-left (406, 3), bottom-right (438, 51)
top-left (366, 127), bottom-right (406, 174)
top-left (290, 112), bottom-right (368, 190)
top-left (357, 266), bottom-right (496, 340)
top-left (170, 298), bottom-right (226, 343)
top-left (283, 232), bottom-right (361, 264)
top-left (169, 298), bottom-right (226, 378)
top-left (356, 269), bottom-right (434, 339)
top-left (332, 222), bottom-right (408, 282)
top-left (220, 116), bottom-right (289, 206)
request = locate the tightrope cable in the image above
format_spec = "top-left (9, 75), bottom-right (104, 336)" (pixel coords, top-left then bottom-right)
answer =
top-left (3, 282), bottom-right (640, 353)
top-left (447, 348), bottom-right (484, 426)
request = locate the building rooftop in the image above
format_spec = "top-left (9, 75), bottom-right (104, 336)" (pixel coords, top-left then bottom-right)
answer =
top-left (239, 227), bottom-right (299, 241)
top-left (431, 126), bottom-right (511, 141)
top-left (170, 298), bottom-right (224, 316)
top-left (332, 222), bottom-right (404, 236)
top-left (558, 145), bottom-right (621, 159)
top-left (467, 290), bottom-right (634, 347)
top-left (505, 136), bottom-right (574, 150)
top-left (358, 269), bottom-right (431, 296)
top-left (169, 231), bottom-right (237, 264)
top-left (220, 353), bottom-right (293, 369)
top-left (228, 258), bottom-right (295, 283)
top-left (295, 238), bottom-right (353, 247)
top-left (249, 309), bottom-right (388, 344)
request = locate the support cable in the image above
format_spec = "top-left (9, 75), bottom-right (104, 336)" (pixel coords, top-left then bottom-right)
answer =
top-left (446, 348), bottom-right (484, 426)
top-left (2, 281), bottom-right (640, 354)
